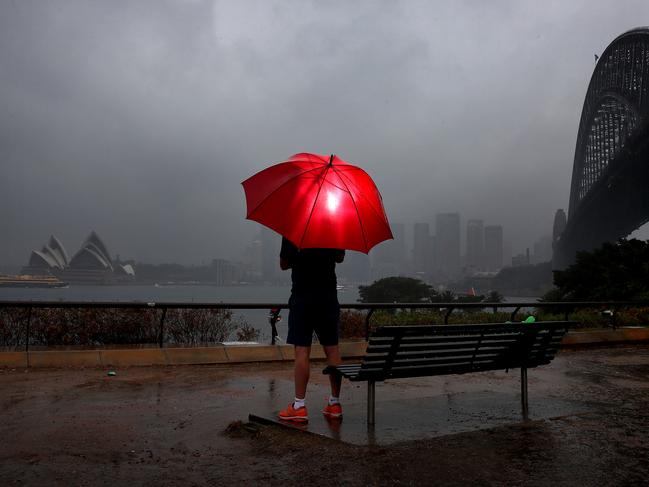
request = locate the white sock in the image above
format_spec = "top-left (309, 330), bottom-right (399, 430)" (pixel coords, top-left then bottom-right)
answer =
top-left (293, 397), bottom-right (305, 409)
top-left (328, 396), bottom-right (340, 406)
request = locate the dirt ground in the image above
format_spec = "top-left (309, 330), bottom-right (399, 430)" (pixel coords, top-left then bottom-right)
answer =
top-left (2, 345), bottom-right (649, 486)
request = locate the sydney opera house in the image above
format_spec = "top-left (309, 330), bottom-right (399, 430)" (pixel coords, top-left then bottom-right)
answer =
top-left (23, 232), bottom-right (135, 284)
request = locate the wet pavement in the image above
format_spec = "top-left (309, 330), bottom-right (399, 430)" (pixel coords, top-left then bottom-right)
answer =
top-left (1, 345), bottom-right (649, 486)
top-left (251, 391), bottom-right (595, 445)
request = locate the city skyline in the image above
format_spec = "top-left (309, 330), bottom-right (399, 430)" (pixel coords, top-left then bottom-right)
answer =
top-left (4, 211), bottom-right (556, 277)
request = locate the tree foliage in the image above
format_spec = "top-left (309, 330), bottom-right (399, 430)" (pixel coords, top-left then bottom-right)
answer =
top-left (547, 239), bottom-right (649, 301)
top-left (358, 277), bottom-right (505, 304)
top-left (358, 277), bottom-right (433, 303)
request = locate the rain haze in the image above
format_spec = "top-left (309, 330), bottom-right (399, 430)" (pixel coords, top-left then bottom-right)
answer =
top-left (2, 0), bottom-right (648, 267)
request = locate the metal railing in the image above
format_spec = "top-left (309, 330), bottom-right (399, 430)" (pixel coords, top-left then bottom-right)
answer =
top-left (1, 299), bottom-right (648, 350)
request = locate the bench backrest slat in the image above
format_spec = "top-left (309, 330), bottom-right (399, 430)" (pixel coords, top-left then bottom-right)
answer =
top-left (358, 321), bottom-right (572, 381)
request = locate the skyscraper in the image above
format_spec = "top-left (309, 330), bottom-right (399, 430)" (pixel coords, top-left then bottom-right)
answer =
top-left (465, 219), bottom-right (484, 270)
top-left (484, 225), bottom-right (503, 271)
top-left (434, 213), bottom-right (460, 280)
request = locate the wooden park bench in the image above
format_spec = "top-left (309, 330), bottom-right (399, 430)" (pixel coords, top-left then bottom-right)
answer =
top-left (323, 321), bottom-right (573, 424)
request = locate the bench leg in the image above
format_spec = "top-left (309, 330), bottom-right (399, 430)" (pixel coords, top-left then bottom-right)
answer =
top-left (367, 380), bottom-right (376, 425)
top-left (521, 367), bottom-right (529, 420)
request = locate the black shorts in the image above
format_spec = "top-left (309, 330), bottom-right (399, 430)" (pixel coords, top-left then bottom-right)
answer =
top-left (287, 293), bottom-right (340, 347)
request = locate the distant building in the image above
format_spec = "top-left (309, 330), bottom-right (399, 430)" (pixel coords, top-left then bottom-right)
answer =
top-left (211, 259), bottom-right (239, 285)
top-left (26, 235), bottom-right (69, 270)
top-left (512, 252), bottom-right (529, 267)
top-left (465, 219), bottom-right (484, 271)
top-left (484, 225), bottom-right (503, 271)
top-left (23, 232), bottom-right (135, 284)
top-left (434, 213), bottom-right (460, 280)
top-left (242, 238), bottom-right (263, 281)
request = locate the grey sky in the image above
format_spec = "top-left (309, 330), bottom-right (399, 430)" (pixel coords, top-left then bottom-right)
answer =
top-left (1, 0), bottom-right (648, 265)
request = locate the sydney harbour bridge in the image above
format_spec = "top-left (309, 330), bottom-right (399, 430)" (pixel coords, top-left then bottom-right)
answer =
top-left (553, 27), bottom-right (649, 269)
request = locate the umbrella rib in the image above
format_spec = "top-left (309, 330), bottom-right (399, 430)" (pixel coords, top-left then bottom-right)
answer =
top-left (334, 167), bottom-right (370, 252)
top-left (336, 167), bottom-right (392, 235)
top-left (299, 164), bottom-right (330, 248)
top-left (246, 163), bottom-right (328, 217)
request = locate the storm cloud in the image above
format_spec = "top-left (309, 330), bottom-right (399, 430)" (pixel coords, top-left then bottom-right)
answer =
top-left (1, 0), bottom-right (648, 265)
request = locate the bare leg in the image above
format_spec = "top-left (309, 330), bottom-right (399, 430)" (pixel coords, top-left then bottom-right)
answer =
top-left (323, 345), bottom-right (342, 397)
top-left (294, 345), bottom-right (311, 399)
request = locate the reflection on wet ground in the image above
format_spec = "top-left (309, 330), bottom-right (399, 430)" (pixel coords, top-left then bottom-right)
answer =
top-left (1, 345), bottom-right (648, 485)
top-left (252, 391), bottom-right (598, 445)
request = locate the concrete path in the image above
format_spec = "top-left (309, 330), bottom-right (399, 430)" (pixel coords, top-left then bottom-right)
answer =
top-left (1, 345), bottom-right (648, 486)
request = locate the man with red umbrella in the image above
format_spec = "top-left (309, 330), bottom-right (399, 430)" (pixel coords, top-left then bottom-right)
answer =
top-left (242, 153), bottom-right (392, 422)
top-left (277, 237), bottom-right (345, 421)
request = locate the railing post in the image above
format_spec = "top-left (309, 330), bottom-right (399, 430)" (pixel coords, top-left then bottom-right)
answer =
top-left (158, 308), bottom-right (167, 348)
top-left (364, 309), bottom-right (375, 341)
top-left (25, 306), bottom-right (33, 354)
top-left (612, 306), bottom-right (619, 329)
top-left (444, 307), bottom-right (455, 325)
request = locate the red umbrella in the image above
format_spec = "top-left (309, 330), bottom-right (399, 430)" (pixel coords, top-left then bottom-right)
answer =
top-left (242, 152), bottom-right (393, 253)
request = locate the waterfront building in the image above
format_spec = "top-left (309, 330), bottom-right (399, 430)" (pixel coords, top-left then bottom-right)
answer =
top-left (211, 258), bottom-right (239, 285)
top-left (242, 238), bottom-right (263, 281)
top-left (26, 235), bottom-right (69, 270)
top-left (23, 232), bottom-right (135, 283)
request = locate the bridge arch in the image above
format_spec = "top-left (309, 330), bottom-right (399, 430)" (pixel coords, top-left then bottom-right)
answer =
top-left (554, 27), bottom-right (649, 268)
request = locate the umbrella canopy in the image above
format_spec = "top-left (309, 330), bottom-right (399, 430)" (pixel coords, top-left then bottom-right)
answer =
top-left (242, 152), bottom-right (393, 253)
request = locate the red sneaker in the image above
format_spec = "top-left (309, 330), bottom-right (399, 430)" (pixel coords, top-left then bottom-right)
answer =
top-left (322, 403), bottom-right (343, 418)
top-left (278, 403), bottom-right (308, 422)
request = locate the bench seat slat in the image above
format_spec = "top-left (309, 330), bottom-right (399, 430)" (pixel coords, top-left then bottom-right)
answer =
top-left (368, 334), bottom-right (522, 347)
top-left (362, 347), bottom-right (518, 363)
top-left (365, 340), bottom-right (515, 355)
top-left (356, 361), bottom-right (516, 380)
top-left (369, 323), bottom-right (554, 335)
